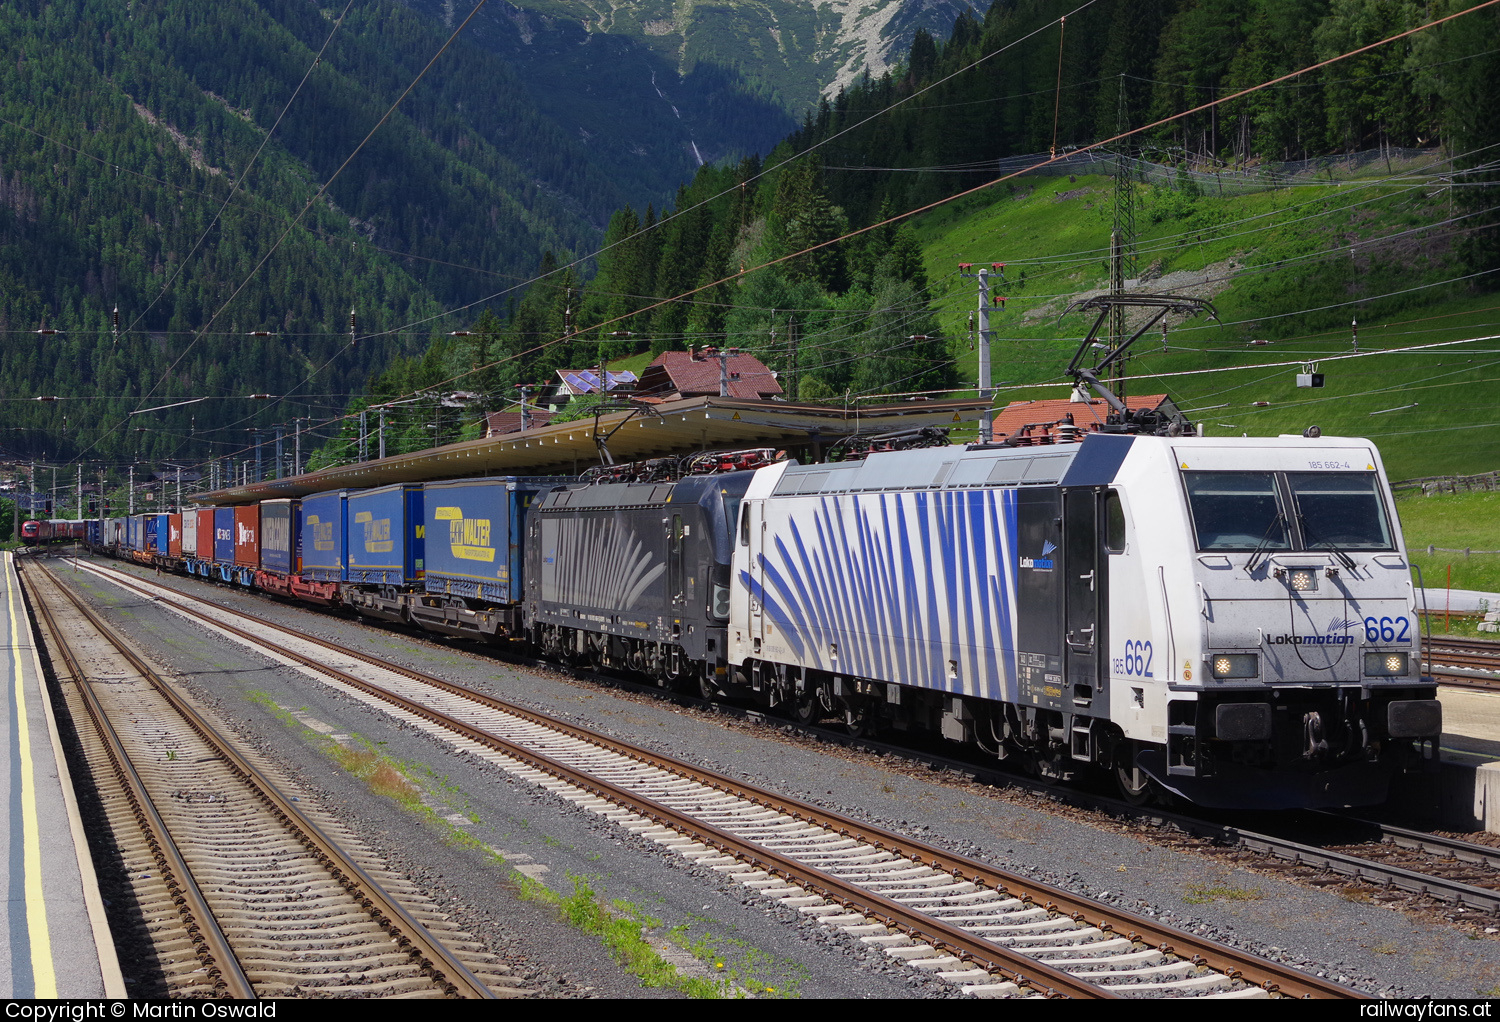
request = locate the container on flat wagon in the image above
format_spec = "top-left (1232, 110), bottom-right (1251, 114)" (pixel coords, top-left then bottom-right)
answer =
top-left (197, 510), bottom-right (217, 562)
top-left (86, 520), bottom-right (101, 547)
top-left (259, 499), bottom-right (300, 575)
top-left (213, 508), bottom-right (235, 563)
top-left (182, 510), bottom-right (199, 557)
top-left (168, 514), bottom-right (183, 558)
top-left (233, 505), bottom-right (260, 568)
top-left (126, 514), bottom-right (142, 551)
top-left (422, 477), bottom-right (566, 603)
top-left (347, 484), bottom-right (423, 585)
top-left (300, 490), bottom-right (348, 582)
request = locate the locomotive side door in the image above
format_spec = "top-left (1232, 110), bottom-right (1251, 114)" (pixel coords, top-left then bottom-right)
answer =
top-left (668, 513), bottom-right (685, 609)
top-left (1063, 487), bottom-right (1107, 712)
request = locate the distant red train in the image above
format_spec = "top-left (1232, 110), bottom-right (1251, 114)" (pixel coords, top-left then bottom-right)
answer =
top-left (20, 519), bottom-right (86, 544)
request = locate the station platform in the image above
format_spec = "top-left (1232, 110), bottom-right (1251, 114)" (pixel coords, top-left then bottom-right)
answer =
top-left (0, 552), bottom-right (124, 997)
top-left (1429, 683), bottom-right (1500, 834)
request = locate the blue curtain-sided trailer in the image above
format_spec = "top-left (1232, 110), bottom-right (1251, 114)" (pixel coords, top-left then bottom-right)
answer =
top-left (347, 484), bottom-right (423, 585)
top-left (410, 476), bottom-right (570, 641)
top-left (291, 491), bottom-right (346, 605)
top-left (301, 491), bottom-right (348, 582)
top-left (342, 484), bottom-right (424, 624)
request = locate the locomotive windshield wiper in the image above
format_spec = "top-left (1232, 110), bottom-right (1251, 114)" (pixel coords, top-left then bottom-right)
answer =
top-left (1298, 514), bottom-right (1357, 570)
top-left (1245, 512), bottom-right (1286, 575)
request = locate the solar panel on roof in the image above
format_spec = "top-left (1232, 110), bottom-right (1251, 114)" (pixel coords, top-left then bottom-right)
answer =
top-left (577, 370), bottom-right (601, 389)
top-left (563, 373), bottom-right (588, 393)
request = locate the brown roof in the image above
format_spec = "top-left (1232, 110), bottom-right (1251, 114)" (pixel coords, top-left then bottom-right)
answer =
top-left (990, 394), bottom-right (1170, 442)
top-left (637, 349), bottom-right (782, 401)
top-left (484, 409), bottom-right (554, 437)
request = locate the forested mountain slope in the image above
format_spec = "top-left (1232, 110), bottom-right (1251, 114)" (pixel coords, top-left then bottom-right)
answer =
top-left (0, 0), bottom-right (791, 467)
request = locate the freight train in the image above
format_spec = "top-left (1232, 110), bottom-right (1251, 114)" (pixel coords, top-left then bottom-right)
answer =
top-left (84, 431), bottom-right (1439, 810)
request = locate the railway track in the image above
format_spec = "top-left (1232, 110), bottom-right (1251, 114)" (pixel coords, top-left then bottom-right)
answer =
top-left (1424, 636), bottom-right (1500, 689)
top-left (1131, 804), bottom-right (1500, 916)
top-left (63, 557), bottom-right (1361, 999)
top-left (20, 559), bottom-right (520, 999)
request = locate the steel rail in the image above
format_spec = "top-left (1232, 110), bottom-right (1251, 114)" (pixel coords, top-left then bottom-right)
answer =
top-left (33, 561), bottom-right (496, 1000)
top-left (1230, 830), bottom-right (1500, 912)
top-left (20, 563), bottom-right (257, 999)
top-left (1371, 820), bottom-right (1500, 870)
top-left (83, 561), bottom-right (1359, 999)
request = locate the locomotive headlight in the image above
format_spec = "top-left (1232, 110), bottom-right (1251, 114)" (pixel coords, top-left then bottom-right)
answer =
top-left (1364, 651), bottom-right (1409, 677)
top-left (712, 584), bottom-right (730, 620)
top-left (1287, 568), bottom-right (1318, 592)
top-left (1210, 653), bottom-right (1259, 679)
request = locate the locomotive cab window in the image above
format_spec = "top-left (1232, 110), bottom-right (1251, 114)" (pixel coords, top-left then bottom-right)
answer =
top-left (1183, 472), bottom-right (1290, 551)
top-left (1287, 472), bottom-right (1393, 551)
top-left (1183, 469), bottom-right (1393, 553)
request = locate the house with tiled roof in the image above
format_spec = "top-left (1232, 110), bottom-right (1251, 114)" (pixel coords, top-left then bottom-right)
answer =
top-left (483, 409), bottom-right (553, 437)
top-left (636, 348), bottom-right (782, 402)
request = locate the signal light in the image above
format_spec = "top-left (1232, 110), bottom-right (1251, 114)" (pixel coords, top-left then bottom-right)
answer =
top-left (1296, 373), bottom-right (1324, 388)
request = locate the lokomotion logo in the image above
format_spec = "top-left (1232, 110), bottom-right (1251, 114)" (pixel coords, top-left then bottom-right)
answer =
top-left (434, 506), bottom-right (494, 562)
top-left (1020, 539), bottom-right (1056, 571)
top-left (1266, 616), bottom-right (1357, 646)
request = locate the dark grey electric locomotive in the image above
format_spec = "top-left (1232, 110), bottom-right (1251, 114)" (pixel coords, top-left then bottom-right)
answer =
top-left (523, 471), bottom-right (753, 688)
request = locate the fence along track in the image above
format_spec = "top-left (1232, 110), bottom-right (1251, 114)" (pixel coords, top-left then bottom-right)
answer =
top-left (21, 560), bottom-right (504, 999)
top-left (77, 559), bottom-right (1362, 999)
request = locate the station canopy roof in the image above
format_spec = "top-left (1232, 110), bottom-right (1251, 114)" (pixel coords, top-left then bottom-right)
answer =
top-left (201, 394), bottom-right (993, 505)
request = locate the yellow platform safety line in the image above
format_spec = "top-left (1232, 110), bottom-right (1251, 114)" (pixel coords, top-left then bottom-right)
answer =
top-left (6, 554), bottom-right (56, 997)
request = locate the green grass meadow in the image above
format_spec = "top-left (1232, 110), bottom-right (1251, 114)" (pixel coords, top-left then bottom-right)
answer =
top-left (910, 165), bottom-right (1500, 481)
top-left (1396, 489), bottom-right (1500, 596)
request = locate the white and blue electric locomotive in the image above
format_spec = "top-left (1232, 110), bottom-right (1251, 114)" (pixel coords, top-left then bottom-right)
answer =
top-left (725, 432), bottom-right (1438, 809)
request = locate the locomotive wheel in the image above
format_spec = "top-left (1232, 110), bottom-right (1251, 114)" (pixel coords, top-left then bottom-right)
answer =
top-left (698, 669), bottom-right (723, 701)
top-left (1115, 744), bottom-right (1154, 805)
top-left (792, 691), bottom-right (821, 725)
